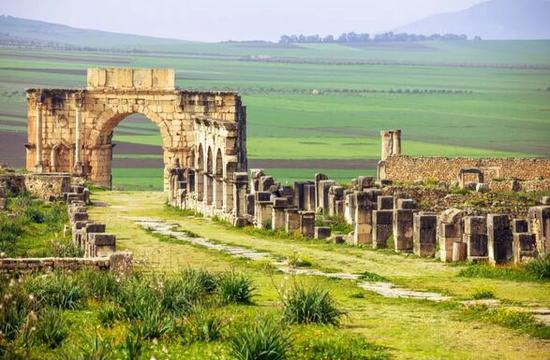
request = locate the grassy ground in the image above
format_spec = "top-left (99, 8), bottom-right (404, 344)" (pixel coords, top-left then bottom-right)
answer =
top-left (1, 41), bottom-right (549, 188)
top-left (85, 191), bottom-right (550, 359)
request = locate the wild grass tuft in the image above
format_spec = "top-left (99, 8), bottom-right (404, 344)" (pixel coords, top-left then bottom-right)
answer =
top-left (32, 307), bottom-right (69, 349)
top-left (229, 318), bottom-right (290, 360)
top-left (25, 272), bottom-right (84, 310)
top-left (282, 285), bottom-right (345, 325)
top-left (471, 288), bottom-right (496, 300)
top-left (216, 271), bottom-right (255, 304)
top-left (358, 271), bottom-right (388, 282)
top-left (184, 306), bottom-right (225, 343)
top-left (525, 254), bottom-right (550, 280)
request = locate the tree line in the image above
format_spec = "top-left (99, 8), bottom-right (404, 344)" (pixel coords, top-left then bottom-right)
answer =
top-left (279, 32), bottom-right (479, 44)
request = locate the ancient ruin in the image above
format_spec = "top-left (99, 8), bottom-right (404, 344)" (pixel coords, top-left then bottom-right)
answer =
top-left (25, 68), bottom-right (247, 190)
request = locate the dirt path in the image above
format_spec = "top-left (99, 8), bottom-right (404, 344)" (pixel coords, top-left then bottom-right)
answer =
top-left (88, 191), bottom-right (550, 360)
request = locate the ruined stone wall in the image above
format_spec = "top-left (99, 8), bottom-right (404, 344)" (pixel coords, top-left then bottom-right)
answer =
top-left (0, 252), bottom-right (132, 273)
top-left (0, 173), bottom-right (71, 200)
top-left (379, 156), bottom-right (550, 185)
top-left (26, 68), bottom-right (247, 190)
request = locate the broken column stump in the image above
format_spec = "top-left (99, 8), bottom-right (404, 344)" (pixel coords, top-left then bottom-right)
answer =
top-left (413, 212), bottom-right (437, 257)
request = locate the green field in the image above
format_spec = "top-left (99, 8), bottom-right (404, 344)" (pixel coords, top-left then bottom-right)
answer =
top-left (0, 40), bottom-right (549, 189)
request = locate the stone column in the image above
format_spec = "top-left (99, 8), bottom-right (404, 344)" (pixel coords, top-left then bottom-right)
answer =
top-left (232, 173), bottom-right (248, 227)
top-left (285, 208), bottom-right (300, 233)
top-left (314, 173), bottom-right (328, 211)
top-left (344, 192), bottom-right (356, 225)
top-left (463, 216), bottom-right (488, 260)
top-left (392, 129), bottom-right (402, 156)
top-left (528, 206), bottom-right (550, 256)
top-left (372, 210), bottom-right (393, 249)
top-left (303, 183), bottom-right (316, 211)
top-left (214, 176), bottom-right (223, 209)
top-left (438, 208), bottom-right (464, 262)
top-left (413, 213), bottom-right (437, 257)
top-left (487, 214), bottom-right (513, 264)
top-left (254, 191), bottom-right (272, 228)
top-left (328, 185), bottom-right (344, 217)
top-left (353, 192), bottom-right (374, 245)
top-left (513, 233), bottom-right (537, 264)
top-left (272, 197), bottom-right (288, 231)
top-left (73, 97), bottom-right (83, 174)
top-left (299, 211), bottom-right (315, 238)
top-left (34, 101), bottom-right (43, 172)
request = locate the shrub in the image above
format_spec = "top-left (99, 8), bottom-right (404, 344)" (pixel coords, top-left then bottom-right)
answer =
top-left (161, 274), bottom-right (206, 316)
top-left (282, 285), bottom-right (344, 325)
top-left (77, 331), bottom-right (114, 360)
top-left (114, 277), bottom-right (159, 320)
top-left (229, 318), bottom-right (290, 360)
top-left (217, 271), bottom-right (254, 304)
top-left (77, 269), bottom-right (122, 301)
top-left (32, 307), bottom-right (69, 349)
top-left (25, 273), bottom-right (83, 310)
top-left (471, 289), bottom-right (495, 300)
top-left (97, 303), bottom-right (124, 327)
top-left (287, 252), bottom-right (313, 268)
top-left (0, 279), bottom-right (35, 341)
top-left (525, 254), bottom-right (550, 280)
top-left (358, 271), bottom-right (388, 282)
top-left (121, 326), bottom-right (143, 360)
top-left (184, 306), bottom-right (225, 343)
top-left (133, 303), bottom-right (173, 340)
top-left (181, 268), bottom-right (217, 294)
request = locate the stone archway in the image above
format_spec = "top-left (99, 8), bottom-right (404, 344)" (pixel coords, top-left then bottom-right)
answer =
top-left (25, 68), bottom-right (247, 190)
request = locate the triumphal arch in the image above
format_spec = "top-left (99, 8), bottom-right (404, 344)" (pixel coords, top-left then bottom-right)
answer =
top-left (25, 68), bottom-right (248, 195)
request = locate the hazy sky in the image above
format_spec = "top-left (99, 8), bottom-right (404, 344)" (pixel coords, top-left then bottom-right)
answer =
top-left (2, 0), bottom-right (484, 41)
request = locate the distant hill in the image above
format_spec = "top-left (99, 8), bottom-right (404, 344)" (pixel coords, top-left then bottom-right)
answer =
top-left (394, 0), bottom-right (550, 40)
top-left (0, 15), bottom-right (192, 48)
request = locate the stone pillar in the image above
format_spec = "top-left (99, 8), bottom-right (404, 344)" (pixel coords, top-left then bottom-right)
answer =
top-left (438, 208), bottom-right (464, 263)
top-left (196, 171), bottom-right (204, 201)
top-left (353, 192), bottom-right (374, 245)
top-left (214, 177), bottom-right (223, 209)
top-left (393, 209), bottom-right (414, 252)
top-left (392, 129), bottom-right (401, 156)
top-left (271, 197), bottom-right (288, 231)
top-left (487, 214), bottom-right (513, 264)
top-left (254, 191), bottom-right (272, 228)
top-left (372, 210), bottom-right (393, 249)
top-left (204, 173), bottom-right (213, 206)
top-left (463, 216), bottom-right (488, 260)
top-left (259, 176), bottom-right (275, 192)
top-left (452, 242), bottom-right (467, 262)
top-left (232, 173), bottom-right (248, 225)
top-left (413, 212), bottom-right (437, 257)
top-left (285, 208), bottom-right (300, 234)
top-left (73, 97), bottom-right (83, 174)
top-left (224, 179), bottom-right (234, 212)
top-left (299, 211), bottom-right (315, 238)
top-left (34, 101), bottom-right (43, 172)
top-left (528, 206), bottom-right (550, 256)
top-left (319, 180), bottom-right (335, 214)
top-left (249, 169), bottom-right (265, 195)
top-left (513, 233), bottom-right (537, 264)
top-left (328, 185), bottom-right (344, 217)
top-left (294, 181), bottom-right (312, 210)
top-left (344, 192), bottom-right (356, 225)
top-left (314, 173), bottom-right (328, 211)
top-left (303, 183), bottom-right (316, 211)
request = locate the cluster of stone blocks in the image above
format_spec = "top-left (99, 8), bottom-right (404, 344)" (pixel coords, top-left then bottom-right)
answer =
top-left (66, 185), bottom-right (116, 258)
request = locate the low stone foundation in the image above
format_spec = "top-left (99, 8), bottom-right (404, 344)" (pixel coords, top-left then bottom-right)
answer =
top-left (0, 252), bottom-right (132, 273)
top-left (0, 172), bottom-right (71, 200)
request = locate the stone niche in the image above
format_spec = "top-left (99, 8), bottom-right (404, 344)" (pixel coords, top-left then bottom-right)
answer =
top-left (86, 68), bottom-right (175, 91)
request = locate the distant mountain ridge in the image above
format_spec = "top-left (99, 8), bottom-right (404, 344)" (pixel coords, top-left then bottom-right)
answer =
top-left (0, 15), bottom-right (192, 48)
top-left (394, 0), bottom-right (550, 40)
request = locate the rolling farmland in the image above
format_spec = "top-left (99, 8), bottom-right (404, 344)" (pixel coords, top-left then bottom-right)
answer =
top-left (0, 40), bottom-right (549, 189)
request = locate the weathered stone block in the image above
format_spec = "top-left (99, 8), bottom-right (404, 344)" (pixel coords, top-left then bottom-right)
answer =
top-left (393, 209), bottom-right (414, 252)
top-left (512, 219), bottom-right (529, 234)
top-left (513, 233), bottom-right (537, 264)
top-left (377, 196), bottom-right (394, 210)
top-left (397, 199), bottom-right (417, 210)
top-left (464, 216), bottom-right (486, 235)
top-left (413, 213), bottom-right (437, 257)
top-left (527, 206), bottom-right (550, 256)
top-left (452, 242), bottom-right (467, 262)
top-left (73, 212), bottom-right (88, 222)
top-left (314, 227), bottom-right (331, 240)
top-left (85, 223), bottom-right (106, 233)
top-left (299, 211), bottom-right (315, 238)
top-left (372, 210), bottom-right (393, 249)
top-left (487, 214), bottom-right (513, 264)
top-left (464, 233), bottom-right (488, 258)
top-left (285, 208), bottom-right (300, 233)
